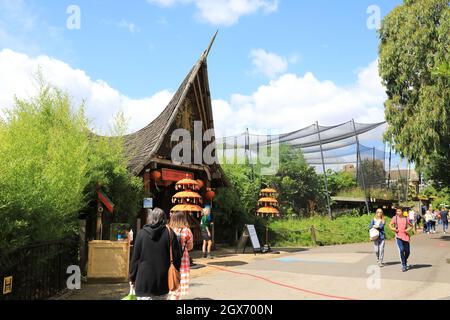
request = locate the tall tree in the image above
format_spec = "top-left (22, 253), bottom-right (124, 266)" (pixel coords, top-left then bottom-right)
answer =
top-left (379, 0), bottom-right (450, 187)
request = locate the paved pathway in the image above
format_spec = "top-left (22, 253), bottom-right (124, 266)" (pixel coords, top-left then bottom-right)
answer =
top-left (186, 233), bottom-right (450, 300)
top-left (65, 232), bottom-right (450, 300)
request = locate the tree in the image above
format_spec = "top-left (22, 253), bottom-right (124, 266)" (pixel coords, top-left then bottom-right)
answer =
top-left (0, 83), bottom-right (91, 252)
top-left (325, 170), bottom-right (357, 196)
top-left (359, 159), bottom-right (386, 189)
top-left (379, 0), bottom-right (450, 188)
top-left (0, 81), bottom-right (143, 253)
top-left (264, 144), bottom-right (325, 216)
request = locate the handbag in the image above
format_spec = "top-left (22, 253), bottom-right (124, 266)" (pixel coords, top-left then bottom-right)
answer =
top-left (166, 226), bottom-right (181, 292)
top-left (122, 283), bottom-right (136, 300)
top-left (369, 227), bottom-right (380, 241)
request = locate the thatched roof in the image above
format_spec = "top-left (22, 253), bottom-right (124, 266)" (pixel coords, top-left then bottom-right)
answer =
top-left (123, 65), bottom-right (196, 175)
top-left (123, 33), bottom-right (224, 181)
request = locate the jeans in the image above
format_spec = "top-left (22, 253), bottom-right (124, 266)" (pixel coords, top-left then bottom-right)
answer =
top-left (431, 221), bottom-right (436, 231)
top-left (443, 220), bottom-right (449, 233)
top-left (396, 238), bottom-right (410, 268)
top-left (373, 238), bottom-right (385, 263)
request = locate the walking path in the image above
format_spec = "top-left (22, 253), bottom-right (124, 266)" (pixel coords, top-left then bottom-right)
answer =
top-left (186, 232), bottom-right (450, 300)
top-left (64, 232), bottom-right (450, 300)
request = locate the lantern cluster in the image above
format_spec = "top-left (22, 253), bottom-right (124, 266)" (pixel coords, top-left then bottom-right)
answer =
top-left (171, 177), bottom-right (203, 218)
top-left (257, 188), bottom-right (280, 218)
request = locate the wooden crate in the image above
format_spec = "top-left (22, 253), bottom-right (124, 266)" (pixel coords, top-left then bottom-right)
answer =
top-left (87, 241), bottom-right (130, 282)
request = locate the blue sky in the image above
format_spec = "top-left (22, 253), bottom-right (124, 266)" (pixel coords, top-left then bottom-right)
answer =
top-left (10, 0), bottom-right (400, 99)
top-left (0, 0), bottom-right (410, 168)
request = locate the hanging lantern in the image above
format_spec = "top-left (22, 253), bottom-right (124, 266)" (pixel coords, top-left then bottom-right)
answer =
top-left (151, 170), bottom-right (162, 181)
top-left (257, 187), bottom-right (280, 218)
top-left (196, 179), bottom-right (204, 189)
top-left (205, 189), bottom-right (215, 200)
top-left (171, 178), bottom-right (204, 219)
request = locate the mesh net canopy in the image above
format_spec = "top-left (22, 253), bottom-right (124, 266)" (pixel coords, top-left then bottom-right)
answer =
top-left (216, 121), bottom-right (389, 214)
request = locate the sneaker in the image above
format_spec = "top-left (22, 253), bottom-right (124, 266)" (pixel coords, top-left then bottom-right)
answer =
top-left (378, 262), bottom-right (384, 267)
top-left (207, 254), bottom-right (213, 259)
top-left (203, 253), bottom-right (207, 259)
top-left (402, 266), bottom-right (407, 272)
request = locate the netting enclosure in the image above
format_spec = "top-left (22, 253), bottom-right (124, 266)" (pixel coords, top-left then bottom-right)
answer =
top-left (216, 120), bottom-right (387, 216)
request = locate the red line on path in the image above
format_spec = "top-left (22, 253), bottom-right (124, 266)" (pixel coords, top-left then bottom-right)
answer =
top-left (209, 265), bottom-right (357, 301)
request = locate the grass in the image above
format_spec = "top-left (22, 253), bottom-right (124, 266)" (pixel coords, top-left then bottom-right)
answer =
top-left (268, 214), bottom-right (399, 247)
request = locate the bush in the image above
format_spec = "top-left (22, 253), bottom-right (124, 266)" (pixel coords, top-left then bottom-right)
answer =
top-left (268, 214), bottom-right (397, 247)
top-left (0, 81), bottom-right (143, 254)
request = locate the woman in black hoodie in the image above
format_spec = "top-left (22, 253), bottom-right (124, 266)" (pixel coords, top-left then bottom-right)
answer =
top-left (129, 208), bottom-right (182, 300)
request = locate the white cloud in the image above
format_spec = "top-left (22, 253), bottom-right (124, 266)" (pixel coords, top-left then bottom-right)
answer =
top-left (212, 60), bottom-right (387, 140)
top-left (147, 0), bottom-right (278, 26)
top-left (0, 49), bottom-right (173, 134)
top-left (250, 48), bottom-right (290, 78)
top-left (118, 20), bottom-right (140, 34)
top-left (0, 49), bottom-right (387, 145)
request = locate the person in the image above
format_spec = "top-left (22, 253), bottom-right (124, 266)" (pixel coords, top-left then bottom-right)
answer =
top-left (431, 210), bottom-right (438, 233)
top-left (200, 208), bottom-right (213, 259)
top-left (441, 207), bottom-right (449, 234)
top-left (168, 212), bottom-right (194, 300)
top-left (389, 207), bottom-right (414, 272)
top-left (424, 209), bottom-right (433, 234)
top-left (369, 209), bottom-right (386, 267)
top-left (408, 208), bottom-right (416, 231)
top-left (129, 208), bottom-right (182, 300)
top-left (415, 208), bottom-right (422, 231)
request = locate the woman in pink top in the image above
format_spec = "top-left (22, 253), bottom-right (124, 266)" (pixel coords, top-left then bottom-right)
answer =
top-left (389, 207), bottom-right (414, 272)
top-left (168, 212), bottom-right (194, 300)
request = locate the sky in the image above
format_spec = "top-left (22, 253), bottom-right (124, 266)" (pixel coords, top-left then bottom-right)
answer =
top-left (0, 0), bottom-right (410, 169)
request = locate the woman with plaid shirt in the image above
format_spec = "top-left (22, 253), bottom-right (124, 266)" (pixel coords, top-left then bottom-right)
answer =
top-left (168, 211), bottom-right (194, 300)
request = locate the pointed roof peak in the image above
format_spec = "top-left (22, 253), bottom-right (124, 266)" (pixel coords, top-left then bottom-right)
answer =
top-left (203, 30), bottom-right (218, 60)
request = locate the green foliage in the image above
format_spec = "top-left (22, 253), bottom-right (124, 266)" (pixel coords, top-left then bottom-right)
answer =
top-left (325, 170), bottom-right (357, 195)
top-left (379, 0), bottom-right (450, 188)
top-left (432, 61), bottom-right (450, 78)
top-left (0, 82), bottom-right (143, 253)
top-left (214, 144), bottom-right (325, 243)
top-left (360, 159), bottom-right (386, 188)
top-left (83, 124), bottom-right (143, 226)
top-left (336, 187), bottom-right (394, 200)
top-left (213, 187), bottom-right (259, 245)
top-left (264, 144), bottom-right (325, 215)
top-left (269, 214), bottom-right (396, 247)
top-left (0, 84), bottom-right (91, 251)
top-left (420, 185), bottom-right (450, 209)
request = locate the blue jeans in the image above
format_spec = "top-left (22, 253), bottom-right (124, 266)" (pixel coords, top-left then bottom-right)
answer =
top-left (396, 238), bottom-right (410, 268)
top-left (373, 238), bottom-right (385, 263)
top-left (443, 220), bottom-right (449, 233)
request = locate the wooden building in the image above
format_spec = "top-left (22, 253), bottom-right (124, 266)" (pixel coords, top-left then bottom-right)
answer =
top-left (123, 34), bottom-right (226, 229)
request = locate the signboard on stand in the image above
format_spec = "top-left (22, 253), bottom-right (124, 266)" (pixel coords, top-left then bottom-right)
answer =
top-left (236, 224), bottom-right (261, 254)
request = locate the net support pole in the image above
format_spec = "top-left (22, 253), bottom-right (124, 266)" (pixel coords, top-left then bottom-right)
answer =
top-left (316, 121), bottom-right (332, 219)
top-left (372, 147), bottom-right (376, 188)
top-left (352, 119), bottom-right (370, 214)
top-left (246, 128), bottom-right (255, 181)
top-left (388, 144), bottom-right (392, 189)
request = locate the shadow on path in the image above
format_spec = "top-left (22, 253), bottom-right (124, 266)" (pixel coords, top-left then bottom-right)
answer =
top-left (409, 264), bottom-right (432, 270)
top-left (207, 261), bottom-right (248, 267)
